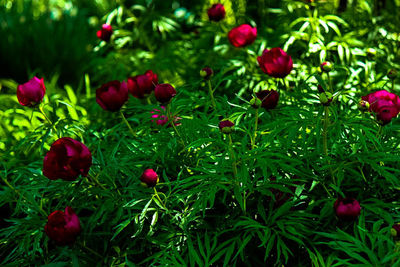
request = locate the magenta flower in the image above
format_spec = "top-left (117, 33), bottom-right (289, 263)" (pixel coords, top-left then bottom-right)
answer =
top-left (361, 90), bottom-right (400, 125)
top-left (228, 24), bottom-right (257, 48)
top-left (17, 77), bottom-right (46, 107)
top-left (257, 47), bottom-right (293, 78)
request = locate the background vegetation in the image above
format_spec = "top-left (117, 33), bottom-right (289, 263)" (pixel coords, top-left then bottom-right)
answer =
top-left (1, 0), bottom-right (400, 265)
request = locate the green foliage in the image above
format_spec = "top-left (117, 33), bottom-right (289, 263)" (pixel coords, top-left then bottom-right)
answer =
top-left (2, 0), bottom-right (400, 266)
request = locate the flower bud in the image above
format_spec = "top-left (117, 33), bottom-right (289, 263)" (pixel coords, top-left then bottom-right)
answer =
top-left (357, 100), bottom-right (370, 112)
top-left (154, 83), bottom-right (176, 104)
top-left (319, 92), bottom-right (332, 105)
top-left (387, 69), bottom-right (398, 80)
top-left (334, 198), bottom-right (361, 220)
top-left (200, 67), bottom-right (213, 80)
top-left (96, 24), bottom-right (113, 42)
top-left (219, 119), bottom-right (234, 134)
top-left (392, 224), bottom-right (400, 237)
top-left (17, 77), bottom-right (46, 107)
top-left (249, 97), bottom-right (262, 108)
top-left (320, 62), bottom-right (333, 73)
top-left (207, 3), bottom-right (226, 22)
top-left (140, 169), bottom-right (159, 187)
top-left (45, 206), bottom-right (81, 246)
top-left (256, 90), bottom-right (279, 110)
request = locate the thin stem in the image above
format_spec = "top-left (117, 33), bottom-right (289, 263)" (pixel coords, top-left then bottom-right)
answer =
top-left (87, 174), bottom-right (107, 191)
top-left (392, 79), bottom-right (395, 92)
top-left (251, 108), bottom-right (259, 149)
top-left (39, 106), bottom-right (60, 138)
top-left (327, 72), bottom-right (333, 93)
top-left (323, 106), bottom-right (336, 186)
top-left (166, 104), bottom-right (185, 145)
top-left (323, 107), bottom-right (329, 158)
top-left (120, 110), bottom-right (136, 138)
top-left (228, 134), bottom-right (238, 179)
top-left (207, 80), bottom-right (216, 109)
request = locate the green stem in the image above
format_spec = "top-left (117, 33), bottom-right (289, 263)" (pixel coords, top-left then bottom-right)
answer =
top-left (327, 72), bottom-right (333, 93)
top-left (39, 106), bottom-right (60, 138)
top-left (228, 134), bottom-right (238, 179)
top-left (392, 79), bottom-right (395, 92)
top-left (166, 104), bottom-right (185, 145)
top-left (251, 108), bottom-right (259, 149)
top-left (120, 110), bottom-right (136, 138)
top-left (87, 173), bottom-right (107, 191)
top-left (323, 106), bottom-right (336, 186)
top-left (323, 106), bottom-right (329, 157)
top-left (207, 80), bottom-right (216, 109)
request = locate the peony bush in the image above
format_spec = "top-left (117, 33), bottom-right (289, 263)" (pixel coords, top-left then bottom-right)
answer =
top-left (1, 0), bottom-right (400, 266)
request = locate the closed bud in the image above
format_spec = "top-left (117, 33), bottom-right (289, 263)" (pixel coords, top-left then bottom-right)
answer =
top-left (200, 67), bottom-right (213, 80)
top-left (357, 100), bottom-right (370, 112)
top-left (140, 169), bottom-right (159, 187)
top-left (219, 119), bottom-right (234, 134)
top-left (249, 97), bottom-right (262, 108)
top-left (320, 62), bottom-right (333, 72)
top-left (319, 92), bottom-right (332, 105)
top-left (387, 69), bottom-right (398, 80)
top-left (392, 224), bottom-right (400, 237)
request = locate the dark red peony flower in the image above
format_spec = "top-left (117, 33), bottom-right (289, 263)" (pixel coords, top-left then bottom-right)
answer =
top-left (17, 77), bottom-right (46, 107)
top-left (127, 70), bottom-right (158, 99)
top-left (154, 83), bottom-right (176, 103)
top-left (200, 67), bottom-right (213, 80)
top-left (43, 137), bottom-right (92, 181)
top-left (44, 206), bottom-right (81, 246)
top-left (361, 90), bottom-right (400, 125)
top-left (140, 169), bottom-right (159, 187)
top-left (256, 90), bottom-right (279, 110)
top-left (257, 47), bottom-right (293, 78)
top-left (228, 24), bottom-right (257, 48)
top-left (334, 198), bottom-right (361, 220)
top-left (150, 106), bottom-right (181, 127)
top-left (207, 3), bottom-right (226, 22)
top-left (96, 80), bottom-right (129, 112)
top-left (96, 24), bottom-right (113, 42)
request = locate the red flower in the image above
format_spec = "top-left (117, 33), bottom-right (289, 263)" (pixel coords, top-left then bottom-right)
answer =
top-left (256, 90), bottom-right (279, 110)
top-left (45, 206), bottom-right (81, 246)
top-left (150, 106), bottom-right (181, 126)
top-left (43, 137), bottom-right (92, 181)
top-left (257, 47), bottom-right (293, 78)
top-left (140, 169), bottom-right (159, 187)
top-left (334, 198), bottom-right (361, 220)
top-left (228, 24), bottom-right (257, 48)
top-left (207, 4), bottom-right (225, 22)
top-left (96, 80), bottom-right (129, 112)
top-left (96, 24), bottom-right (113, 42)
top-left (127, 70), bottom-right (158, 99)
top-left (17, 77), bottom-right (46, 107)
top-left (154, 83), bottom-right (176, 103)
top-left (361, 90), bottom-right (400, 125)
